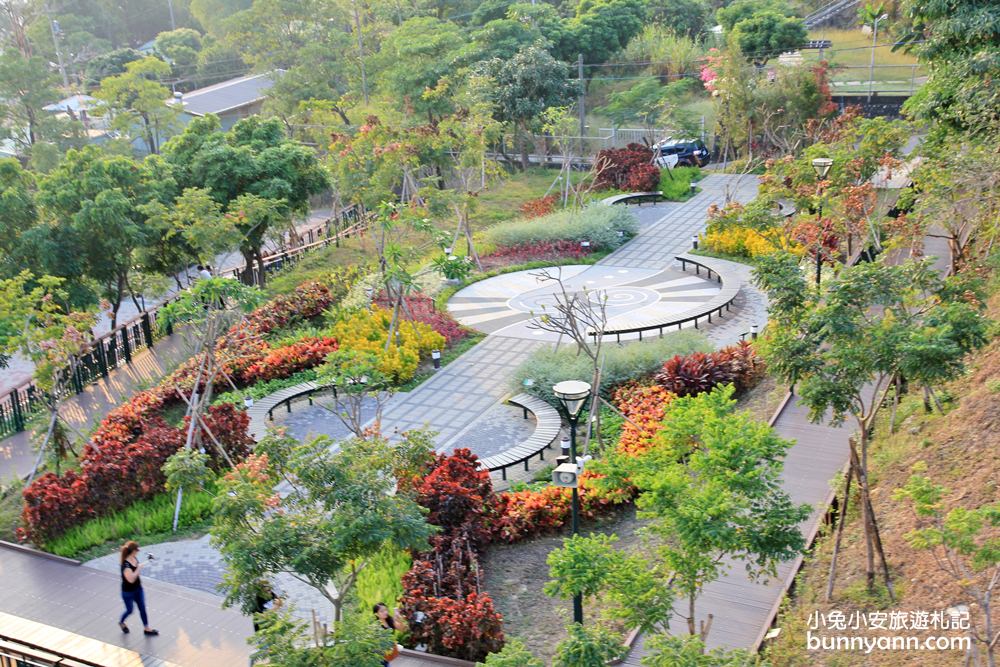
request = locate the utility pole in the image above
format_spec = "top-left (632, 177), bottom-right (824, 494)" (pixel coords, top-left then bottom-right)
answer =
top-left (867, 13), bottom-right (888, 102)
top-left (167, 0), bottom-right (176, 30)
top-left (577, 54), bottom-right (585, 141)
top-left (352, 0), bottom-right (369, 105)
top-left (49, 17), bottom-right (70, 90)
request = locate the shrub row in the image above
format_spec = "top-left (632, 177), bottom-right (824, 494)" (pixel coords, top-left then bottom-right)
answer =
top-left (329, 306), bottom-right (445, 383)
top-left (510, 330), bottom-right (710, 405)
top-left (481, 204), bottom-right (637, 252)
top-left (479, 240), bottom-right (592, 272)
top-left (20, 282), bottom-right (335, 544)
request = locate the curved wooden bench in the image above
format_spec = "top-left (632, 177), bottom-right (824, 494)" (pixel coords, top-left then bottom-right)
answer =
top-left (478, 393), bottom-right (562, 480)
top-left (246, 380), bottom-right (334, 441)
top-left (591, 253), bottom-right (741, 342)
top-left (601, 191), bottom-right (664, 206)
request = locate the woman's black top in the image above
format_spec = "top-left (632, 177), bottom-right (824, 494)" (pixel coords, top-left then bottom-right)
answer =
top-left (121, 560), bottom-right (141, 592)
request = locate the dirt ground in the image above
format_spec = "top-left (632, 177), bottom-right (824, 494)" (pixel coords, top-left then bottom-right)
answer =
top-left (482, 505), bottom-right (658, 664)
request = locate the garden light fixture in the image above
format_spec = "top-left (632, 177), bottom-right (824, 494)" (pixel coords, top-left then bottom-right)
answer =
top-left (811, 157), bottom-right (833, 180)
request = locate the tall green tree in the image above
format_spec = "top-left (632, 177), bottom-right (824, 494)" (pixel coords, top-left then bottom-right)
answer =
top-left (897, 0), bottom-right (1000, 135)
top-left (475, 45), bottom-right (574, 169)
top-left (375, 16), bottom-right (467, 123)
top-left (645, 0), bottom-right (710, 38)
top-left (35, 147), bottom-right (175, 324)
top-left (731, 11), bottom-right (806, 65)
top-left (592, 386), bottom-right (810, 642)
top-left (556, 0), bottom-right (646, 70)
top-left (93, 56), bottom-right (180, 154)
top-left (212, 430), bottom-right (437, 623)
top-left (162, 115), bottom-right (328, 285)
top-left (0, 158), bottom-right (38, 278)
top-left (0, 51), bottom-right (81, 157)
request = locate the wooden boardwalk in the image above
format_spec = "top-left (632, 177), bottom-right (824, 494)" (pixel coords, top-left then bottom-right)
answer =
top-left (621, 394), bottom-right (850, 662)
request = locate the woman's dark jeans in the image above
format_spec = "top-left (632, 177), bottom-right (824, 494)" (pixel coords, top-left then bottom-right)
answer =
top-left (120, 588), bottom-right (149, 626)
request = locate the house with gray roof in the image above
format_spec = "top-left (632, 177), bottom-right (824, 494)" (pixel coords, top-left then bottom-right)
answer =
top-left (169, 71), bottom-right (279, 131)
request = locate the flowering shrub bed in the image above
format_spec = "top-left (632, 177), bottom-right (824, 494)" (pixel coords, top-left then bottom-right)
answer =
top-left (479, 240), bottom-right (592, 272)
top-left (594, 144), bottom-right (659, 192)
top-left (611, 383), bottom-right (676, 456)
top-left (329, 306), bottom-right (445, 383)
top-left (700, 201), bottom-right (801, 260)
top-left (373, 291), bottom-right (468, 346)
top-left (20, 282), bottom-right (335, 545)
top-left (242, 336), bottom-right (339, 383)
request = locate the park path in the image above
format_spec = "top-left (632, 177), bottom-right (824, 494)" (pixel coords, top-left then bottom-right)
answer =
top-left (4, 173), bottom-right (770, 667)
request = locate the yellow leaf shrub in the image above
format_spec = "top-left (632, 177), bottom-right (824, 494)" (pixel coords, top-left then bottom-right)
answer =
top-left (701, 227), bottom-right (801, 259)
top-left (328, 306), bottom-right (445, 383)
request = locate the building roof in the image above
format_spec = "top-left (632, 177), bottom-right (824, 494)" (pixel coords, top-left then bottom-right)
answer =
top-left (43, 94), bottom-right (97, 114)
top-left (170, 72), bottom-right (278, 117)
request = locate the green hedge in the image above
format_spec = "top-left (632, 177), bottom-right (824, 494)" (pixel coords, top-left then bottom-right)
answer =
top-left (45, 486), bottom-right (216, 558)
top-left (354, 544), bottom-right (412, 614)
top-left (510, 330), bottom-right (711, 404)
top-left (481, 205), bottom-right (638, 251)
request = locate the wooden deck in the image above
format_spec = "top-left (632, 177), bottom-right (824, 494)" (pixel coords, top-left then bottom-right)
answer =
top-left (621, 394), bottom-right (850, 663)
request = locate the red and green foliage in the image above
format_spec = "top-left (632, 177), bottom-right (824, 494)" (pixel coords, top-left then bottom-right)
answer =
top-left (242, 336), bottom-right (339, 383)
top-left (611, 383), bottom-right (676, 456)
top-left (186, 403), bottom-right (255, 470)
top-left (594, 144), bottom-right (657, 192)
top-left (655, 341), bottom-right (763, 397)
top-left (400, 450), bottom-right (505, 661)
top-left (19, 282), bottom-right (335, 544)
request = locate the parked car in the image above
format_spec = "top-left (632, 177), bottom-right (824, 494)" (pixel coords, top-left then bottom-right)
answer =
top-left (653, 138), bottom-right (710, 167)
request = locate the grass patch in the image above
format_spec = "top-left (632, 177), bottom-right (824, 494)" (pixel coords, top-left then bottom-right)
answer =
top-left (263, 237), bottom-right (373, 299)
top-left (353, 544), bottom-right (413, 615)
top-left (44, 485), bottom-right (217, 559)
top-left (659, 166), bottom-right (702, 201)
top-left (395, 331), bottom-right (485, 393)
top-left (0, 481), bottom-right (24, 542)
top-left (481, 205), bottom-right (638, 252)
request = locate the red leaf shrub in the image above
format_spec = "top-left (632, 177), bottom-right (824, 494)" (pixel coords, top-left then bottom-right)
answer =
top-left (479, 240), bottom-right (590, 271)
top-left (655, 341), bottom-right (763, 397)
top-left (400, 451), bottom-right (505, 659)
top-left (374, 291), bottom-right (468, 345)
top-left (21, 418), bottom-right (185, 544)
top-left (413, 449), bottom-right (498, 547)
top-left (187, 403), bottom-right (254, 469)
top-left (624, 162), bottom-right (662, 192)
top-left (241, 336), bottom-right (339, 383)
top-left (19, 281), bottom-right (335, 544)
top-left (594, 143), bottom-right (657, 191)
top-left (519, 194), bottom-right (557, 219)
top-left (494, 485), bottom-right (570, 543)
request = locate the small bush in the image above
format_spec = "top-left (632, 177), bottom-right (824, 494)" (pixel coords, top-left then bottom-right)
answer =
top-left (655, 341), bottom-right (763, 397)
top-left (354, 544), bottom-right (412, 615)
top-left (510, 331), bottom-right (711, 404)
top-left (519, 194), bottom-right (558, 219)
top-left (481, 205), bottom-right (637, 252)
top-left (658, 166), bottom-right (701, 200)
top-left (328, 306), bottom-right (445, 383)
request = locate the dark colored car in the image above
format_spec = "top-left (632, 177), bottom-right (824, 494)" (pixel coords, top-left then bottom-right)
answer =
top-left (653, 138), bottom-right (710, 167)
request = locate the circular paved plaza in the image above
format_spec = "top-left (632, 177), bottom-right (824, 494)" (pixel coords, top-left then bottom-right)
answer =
top-left (447, 263), bottom-right (721, 340)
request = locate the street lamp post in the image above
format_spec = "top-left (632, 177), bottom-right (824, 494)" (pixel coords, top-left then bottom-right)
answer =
top-left (552, 379), bottom-right (592, 625)
top-left (811, 157), bottom-right (834, 287)
top-left (867, 14), bottom-right (889, 102)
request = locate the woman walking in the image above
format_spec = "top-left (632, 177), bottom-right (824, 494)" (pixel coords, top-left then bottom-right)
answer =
top-left (373, 603), bottom-right (406, 666)
top-left (118, 541), bottom-right (158, 636)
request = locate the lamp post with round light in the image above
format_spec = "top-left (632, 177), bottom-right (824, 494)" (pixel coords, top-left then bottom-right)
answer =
top-left (811, 157), bottom-right (834, 287)
top-left (552, 379), bottom-right (592, 625)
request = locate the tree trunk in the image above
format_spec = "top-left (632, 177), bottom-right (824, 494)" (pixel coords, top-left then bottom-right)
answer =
top-left (825, 464), bottom-right (853, 601)
top-left (687, 592), bottom-right (697, 636)
top-left (255, 248), bottom-right (266, 287)
top-left (518, 125), bottom-right (530, 172)
top-left (241, 248), bottom-right (256, 286)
